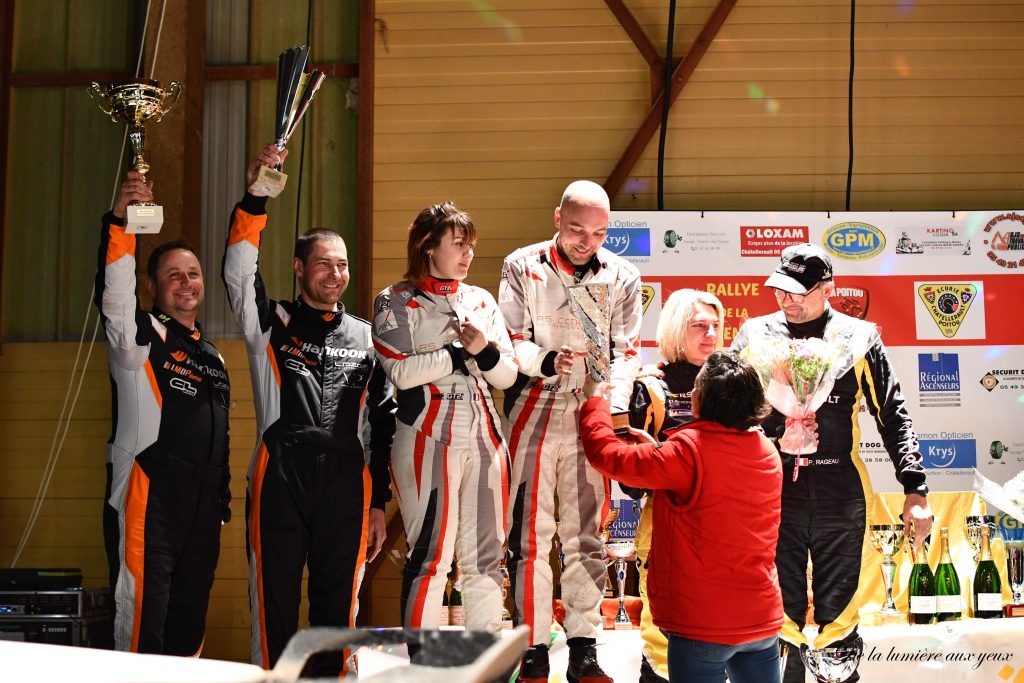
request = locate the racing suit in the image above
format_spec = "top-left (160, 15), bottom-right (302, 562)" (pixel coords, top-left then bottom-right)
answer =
top-left (627, 361), bottom-right (701, 681)
top-left (498, 240), bottom-right (642, 646)
top-left (96, 212), bottom-right (231, 655)
top-left (372, 275), bottom-right (518, 632)
top-left (732, 307), bottom-right (927, 683)
top-left (222, 193), bottom-right (396, 669)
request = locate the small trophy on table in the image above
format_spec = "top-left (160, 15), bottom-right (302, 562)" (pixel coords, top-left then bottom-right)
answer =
top-left (89, 79), bottom-right (182, 233)
top-left (602, 499), bottom-right (641, 630)
top-left (249, 45), bottom-right (326, 198)
top-left (965, 514), bottom-right (997, 563)
top-left (868, 523), bottom-right (905, 624)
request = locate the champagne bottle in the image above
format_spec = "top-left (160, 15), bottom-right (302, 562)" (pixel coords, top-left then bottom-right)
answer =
top-left (935, 527), bottom-right (962, 621)
top-left (907, 540), bottom-right (936, 624)
top-left (449, 567), bottom-right (465, 627)
top-left (439, 576), bottom-right (450, 627)
top-left (972, 526), bottom-right (1003, 619)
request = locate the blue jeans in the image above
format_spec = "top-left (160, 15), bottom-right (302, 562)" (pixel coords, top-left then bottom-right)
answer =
top-left (667, 634), bottom-right (780, 683)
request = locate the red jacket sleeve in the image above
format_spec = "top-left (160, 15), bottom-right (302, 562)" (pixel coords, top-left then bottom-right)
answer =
top-left (580, 396), bottom-right (700, 496)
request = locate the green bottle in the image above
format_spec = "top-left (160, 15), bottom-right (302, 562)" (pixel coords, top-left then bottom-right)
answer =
top-left (448, 567), bottom-right (464, 626)
top-left (935, 527), bottom-right (962, 621)
top-left (972, 526), bottom-right (1003, 619)
top-left (907, 540), bottom-right (936, 624)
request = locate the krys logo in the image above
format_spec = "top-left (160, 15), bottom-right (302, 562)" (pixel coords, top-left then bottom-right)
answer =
top-left (604, 228), bottom-right (651, 257)
top-left (823, 222), bottom-right (886, 260)
top-left (920, 439), bottom-right (976, 469)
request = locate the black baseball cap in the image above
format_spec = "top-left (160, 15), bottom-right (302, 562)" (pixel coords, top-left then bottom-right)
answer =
top-left (765, 243), bottom-right (833, 294)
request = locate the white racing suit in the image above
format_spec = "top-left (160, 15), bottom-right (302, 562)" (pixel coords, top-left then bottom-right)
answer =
top-left (372, 275), bottom-right (518, 632)
top-left (498, 241), bottom-right (642, 645)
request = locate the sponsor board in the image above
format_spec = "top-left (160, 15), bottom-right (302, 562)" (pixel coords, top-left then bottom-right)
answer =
top-left (918, 352), bottom-right (961, 407)
top-left (829, 285), bottom-right (869, 320)
top-left (681, 230), bottom-right (731, 254)
top-left (604, 227), bottom-right (651, 257)
top-left (740, 226), bottom-right (808, 257)
top-left (823, 222), bottom-right (886, 260)
top-left (639, 282), bottom-right (661, 346)
top-left (979, 368), bottom-right (1024, 393)
top-left (893, 227), bottom-right (972, 256)
top-left (982, 212), bottom-right (1024, 269)
top-left (918, 438), bottom-right (977, 469)
top-left (914, 281), bottom-right (984, 340)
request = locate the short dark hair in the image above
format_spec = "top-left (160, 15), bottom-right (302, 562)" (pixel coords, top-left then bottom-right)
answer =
top-left (404, 202), bottom-right (477, 282)
top-left (294, 229), bottom-right (344, 266)
top-left (696, 350), bottom-right (771, 430)
top-left (147, 240), bottom-right (200, 281)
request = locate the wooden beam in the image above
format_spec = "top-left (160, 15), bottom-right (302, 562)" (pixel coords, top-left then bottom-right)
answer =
top-left (0, 0), bottom-right (15, 345)
top-left (10, 69), bottom-right (132, 87)
top-left (604, 0), bottom-right (736, 199)
top-left (356, 0), bottom-right (374, 320)
top-left (204, 62), bottom-right (357, 82)
top-left (603, 0), bottom-right (663, 72)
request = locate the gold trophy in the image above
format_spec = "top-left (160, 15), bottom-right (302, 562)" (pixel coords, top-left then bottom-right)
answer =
top-left (249, 45), bottom-right (326, 198)
top-left (89, 79), bottom-right (182, 234)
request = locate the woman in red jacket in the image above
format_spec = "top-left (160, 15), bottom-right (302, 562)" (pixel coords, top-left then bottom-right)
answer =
top-left (581, 350), bottom-right (783, 683)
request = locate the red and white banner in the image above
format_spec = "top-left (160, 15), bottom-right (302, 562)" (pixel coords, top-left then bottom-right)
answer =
top-left (608, 210), bottom-right (1024, 494)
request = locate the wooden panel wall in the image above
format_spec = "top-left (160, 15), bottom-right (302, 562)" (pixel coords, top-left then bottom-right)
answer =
top-left (374, 0), bottom-right (1024, 298)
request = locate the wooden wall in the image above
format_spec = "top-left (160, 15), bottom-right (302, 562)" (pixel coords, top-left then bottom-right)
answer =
top-left (373, 0), bottom-right (1024, 298)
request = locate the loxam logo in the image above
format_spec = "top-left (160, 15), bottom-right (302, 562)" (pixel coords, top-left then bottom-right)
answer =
top-left (170, 350), bottom-right (188, 362)
top-left (604, 228), bottom-right (651, 257)
top-left (823, 222), bottom-right (886, 260)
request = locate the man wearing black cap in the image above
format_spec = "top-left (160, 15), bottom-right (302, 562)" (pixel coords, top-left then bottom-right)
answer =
top-left (732, 244), bottom-right (931, 683)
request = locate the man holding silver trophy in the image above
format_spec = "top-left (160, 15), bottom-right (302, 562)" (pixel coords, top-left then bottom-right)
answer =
top-left (498, 180), bottom-right (642, 683)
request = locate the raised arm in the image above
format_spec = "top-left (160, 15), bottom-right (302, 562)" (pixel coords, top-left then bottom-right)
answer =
top-left (95, 171), bottom-right (154, 369)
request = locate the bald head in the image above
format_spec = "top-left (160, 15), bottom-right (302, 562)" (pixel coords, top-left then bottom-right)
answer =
top-left (559, 180), bottom-right (610, 213)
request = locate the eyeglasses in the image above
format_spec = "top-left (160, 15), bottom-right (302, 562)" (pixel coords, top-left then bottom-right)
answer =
top-left (773, 283), bottom-right (821, 302)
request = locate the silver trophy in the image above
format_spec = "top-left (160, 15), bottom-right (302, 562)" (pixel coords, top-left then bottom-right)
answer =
top-left (868, 524), bottom-right (905, 621)
top-left (567, 283), bottom-right (611, 382)
top-left (998, 515), bottom-right (1024, 617)
top-left (966, 515), bottom-right (997, 564)
top-left (800, 637), bottom-right (864, 683)
top-left (602, 500), bottom-right (640, 630)
top-left (249, 45), bottom-right (326, 197)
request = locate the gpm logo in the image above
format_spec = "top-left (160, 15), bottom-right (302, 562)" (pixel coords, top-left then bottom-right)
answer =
top-left (604, 228), bottom-right (651, 257)
top-left (823, 222), bottom-right (886, 260)
top-left (919, 439), bottom-right (976, 469)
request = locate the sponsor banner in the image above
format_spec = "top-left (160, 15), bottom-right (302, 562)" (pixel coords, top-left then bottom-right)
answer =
top-left (612, 210), bottom-right (1023, 493)
top-left (604, 226), bottom-right (651, 258)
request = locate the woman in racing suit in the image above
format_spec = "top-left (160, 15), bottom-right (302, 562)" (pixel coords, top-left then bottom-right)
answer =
top-left (626, 288), bottom-right (725, 681)
top-left (372, 202), bottom-right (518, 632)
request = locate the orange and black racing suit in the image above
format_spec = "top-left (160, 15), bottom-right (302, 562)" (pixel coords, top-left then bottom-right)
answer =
top-left (97, 212), bottom-right (231, 655)
top-left (222, 193), bottom-right (396, 669)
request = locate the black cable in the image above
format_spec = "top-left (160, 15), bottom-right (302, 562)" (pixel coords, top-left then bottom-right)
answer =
top-left (845, 0), bottom-right (855, 211)
top-left (657, 0), bottom-right (677, 211)
top-left (292, 1), bottom-right (315, 300)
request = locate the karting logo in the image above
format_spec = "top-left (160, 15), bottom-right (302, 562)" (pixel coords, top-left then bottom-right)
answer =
top-left (918, 353), bottom-right (960, 392)
top-left (920, 439), bottom-right (976, 469)
top-left (604, 228), bottom-right (651, 257)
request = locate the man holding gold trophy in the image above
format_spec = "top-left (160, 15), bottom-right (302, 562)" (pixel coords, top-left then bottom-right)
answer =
top-left (499, 180), bottom-right (642, 683)
top-left (95, 169), bottom-right (232, 656)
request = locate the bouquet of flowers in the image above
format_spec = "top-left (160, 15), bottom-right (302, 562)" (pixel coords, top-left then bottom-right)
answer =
top-left (741, 320), bottom-right (876, 479)
top-left (974, 468), bottom-right (1024, 523)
